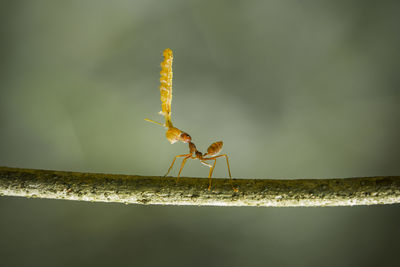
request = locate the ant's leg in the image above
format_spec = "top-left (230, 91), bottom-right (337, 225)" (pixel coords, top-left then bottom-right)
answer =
top-left (223, 154), bottom-right (232, 179)
top-left (200, 159), bottom-right (217, 190)
top-left (203, 154), bottom-right (238, 192)
top-left (208, 159), bottom-right (217, 190)
top-left (164, 154), bottom-right (191, 177)
top-left (176, 155), bottom-right (192, 182)
top-left (220, 154), bottom-right (237, 191)
top-left (200, 160), bottom-right (212, 168)
top-left (199, 158), bottom-right (217, 190)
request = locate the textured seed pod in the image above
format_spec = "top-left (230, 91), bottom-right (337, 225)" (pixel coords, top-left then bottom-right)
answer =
top-left (165, 127), bottom-right (182, 144)
top-left (159, 48), bottom-right (173, 128)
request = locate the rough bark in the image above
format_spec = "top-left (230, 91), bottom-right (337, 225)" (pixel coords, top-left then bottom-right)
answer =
top-left (0, 166), bottom-right (399, 207)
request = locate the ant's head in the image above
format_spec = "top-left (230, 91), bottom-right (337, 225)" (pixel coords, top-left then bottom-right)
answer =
top-left (180, 132), bottom-right (192, 143)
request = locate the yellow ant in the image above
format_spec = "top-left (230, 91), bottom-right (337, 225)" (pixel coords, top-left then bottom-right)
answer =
top-left (145, 48), bottom-right (237, 191)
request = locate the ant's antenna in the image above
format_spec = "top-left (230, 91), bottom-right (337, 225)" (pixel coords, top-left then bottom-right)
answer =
top-left (144, 118), bottom-right (166, 128)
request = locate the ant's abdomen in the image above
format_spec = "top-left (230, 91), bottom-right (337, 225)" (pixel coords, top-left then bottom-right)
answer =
top-left (206, 141), bottom-right (223, 156)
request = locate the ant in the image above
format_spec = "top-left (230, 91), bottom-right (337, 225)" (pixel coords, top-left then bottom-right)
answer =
top-left (145, 48), bottom-right (237, 191)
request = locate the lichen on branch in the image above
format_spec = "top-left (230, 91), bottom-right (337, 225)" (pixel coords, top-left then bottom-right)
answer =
top-left (0, 166), bottom-right (399, 207)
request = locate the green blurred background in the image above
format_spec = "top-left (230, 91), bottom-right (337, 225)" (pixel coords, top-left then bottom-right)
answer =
top-left (1, 1), bottom-right (400, 266)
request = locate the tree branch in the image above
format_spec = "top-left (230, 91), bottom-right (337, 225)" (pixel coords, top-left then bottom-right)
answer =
top-left (0, 166), bottom-right (399, 207)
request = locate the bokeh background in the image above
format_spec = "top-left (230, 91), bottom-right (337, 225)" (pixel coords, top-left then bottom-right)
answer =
top-left (1, 1), bottom-right (400, 266)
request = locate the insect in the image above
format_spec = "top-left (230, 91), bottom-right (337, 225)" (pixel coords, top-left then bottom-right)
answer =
top-left (145, 48), bottom-right (237, 191)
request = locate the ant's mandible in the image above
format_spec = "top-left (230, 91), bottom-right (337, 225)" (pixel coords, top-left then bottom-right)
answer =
top-left (145, 48), bottom-right (237, 191)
